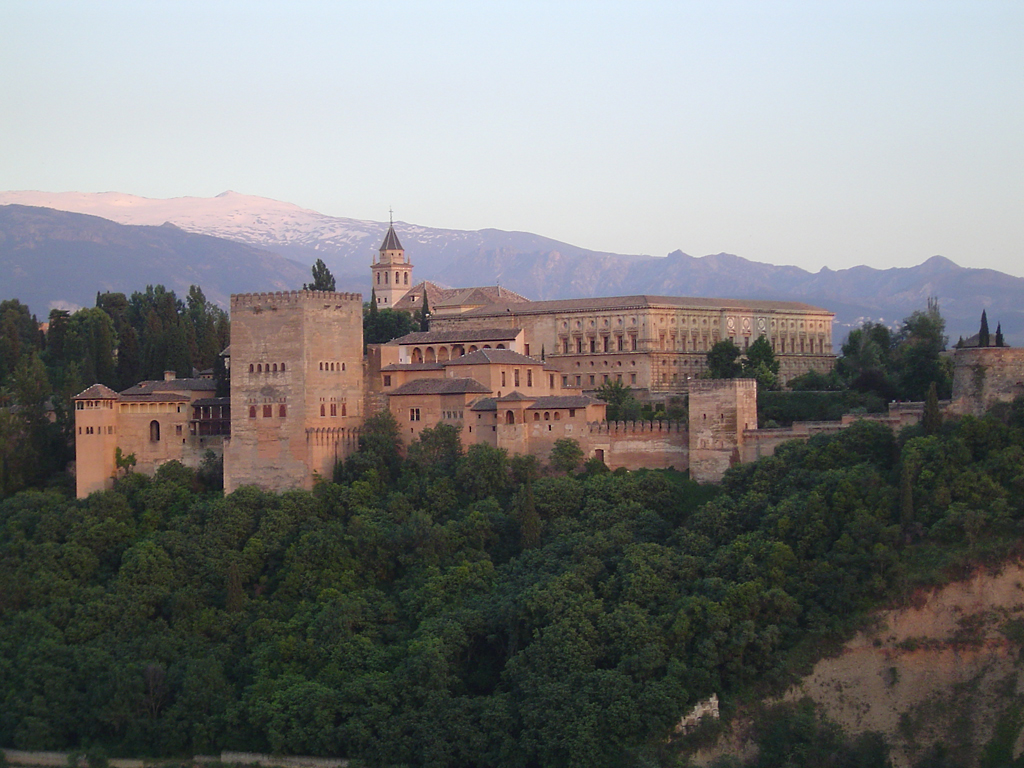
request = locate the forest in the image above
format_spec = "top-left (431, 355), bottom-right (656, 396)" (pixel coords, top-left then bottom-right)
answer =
top-left (2, 395), bottom-right (1024, 766)
top-left (1, 282), bottom-right (1015, 766)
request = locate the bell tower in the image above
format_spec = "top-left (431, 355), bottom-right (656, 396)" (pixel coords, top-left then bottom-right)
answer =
top-left (371, 212), bottom-right (413, 308)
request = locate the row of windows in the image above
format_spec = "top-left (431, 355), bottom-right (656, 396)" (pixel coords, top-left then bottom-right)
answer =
top-left (78, 425), bottom-right (115, 435)
top-left (376, 270), bottom-right (410, 285)
top-left (250, 405), bottom-right (288, 418)
top-left (76, 400), bottom-right (114, 410)
top-left (320, 403), bottom-right (346, 416)
top-left (443, 410), bottom-right (464, 420)
top-left (319, 361), bottom-right (347, 371)
top-left (562, 336), bottom-right (638, 354)
top-left (249, 363), bottom-right (286, 373)
top-left (562, 373), bottom-right (638, 388)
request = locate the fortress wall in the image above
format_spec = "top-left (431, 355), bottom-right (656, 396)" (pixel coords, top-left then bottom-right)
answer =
top-left (586, 420), bottom-right (689, 471)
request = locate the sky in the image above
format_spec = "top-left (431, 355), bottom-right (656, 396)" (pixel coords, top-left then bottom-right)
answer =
top-left (1, 0), bottom-right (1022, 276)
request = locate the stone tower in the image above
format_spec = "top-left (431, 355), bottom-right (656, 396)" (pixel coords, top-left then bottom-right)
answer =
top-left (371, 221), bottom-right (413, 308)
top-left (224, 290), bottom-right (363, 492)
top-left (72, 384), bottom-right (121, 497)
top-left (688, 379), bottom-right (758, 483)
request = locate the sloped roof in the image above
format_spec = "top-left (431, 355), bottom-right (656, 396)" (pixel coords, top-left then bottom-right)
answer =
top-left (120, 378), bottom-right (217, 396)
top-left (380, 224), bottom-right (403, 252)
top-left (191, 397), bottom-right (230, 407)
top-left (470, 397), bottom-right (498, 411)
top-left (73, 383), bottom-right (120, 400)
top-left (458, 295), bottom-right (832, 317)
top-left (389, 378), bottom-right (492, 396)
top-left (495, 391), bottom-right (533, 402)
top-left (387, 328), bottom-right (522, 346)
top-left (392, 281), bottom-right (531, 313)
top-left (444, 349), bottom-right (543, 367)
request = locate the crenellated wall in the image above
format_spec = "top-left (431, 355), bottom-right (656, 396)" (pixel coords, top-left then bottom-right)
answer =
top-left (587, 420), bottom-right (689, 471)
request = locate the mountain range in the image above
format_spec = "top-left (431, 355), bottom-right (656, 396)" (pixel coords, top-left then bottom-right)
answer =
top-left (1, 190), bottom-right (1021, 346)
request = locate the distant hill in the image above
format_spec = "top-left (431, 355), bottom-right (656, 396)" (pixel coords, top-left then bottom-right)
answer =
top-left (2, 191), bottom-right (1022, 345)
top-left (0, 205), bottom-right (309, 315)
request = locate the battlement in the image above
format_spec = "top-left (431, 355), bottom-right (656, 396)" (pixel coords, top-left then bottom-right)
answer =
top-left (688, 378), bottom-right (757, 393)
top-left (588, 420), bottom-right (686, 435)
top-left (230, 290), bottom-right (363, 309)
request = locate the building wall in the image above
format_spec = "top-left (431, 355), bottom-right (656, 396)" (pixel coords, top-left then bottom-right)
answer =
top-left (225, 291), bottom-right (363, 492)
top-left (73, 397), bottom-right (120, 497)
top-left (951, 347), bottom-right (1024, 417)
top-left (430, 302), bottom-right (834, 395)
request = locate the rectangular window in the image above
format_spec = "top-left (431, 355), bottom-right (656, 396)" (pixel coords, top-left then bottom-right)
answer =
top-left (631, 336), bottom-right (638, 351)
top-left (263, 405), bottom-right (272, 418)
top-left (330, 403), bottom-right (337, 416)
top-left (501, 371), bottom-right (506, 387)
top-left (603, 337), bottom-right (609, 352)
top-left (410, 408), bottom-right (420, 421)
top-left (617, 336), bottom-right (623, 351)
top-left (631, 373), bottom-right (637, 384)
top-left (384, 375), bottom-right (392, 387)
top-left (589, 375), bottom-right (595, 386)
top-left (176, 425), bottom-right (183, 436)
top-left (524, 344), bottom-right (530, 356)
top-left (549, 374), bottom-right (555, 388)
top-left (569, 409), bottom-right (576, 417)
top-left (563, 340), bottom-right (569, 354)
top-left (576, 375), bottom-right (582, 386)
top-left (590, 339), bottom-right (596, 353)
top-left (514, 370), bottom-right (520, 387)
top-left (576, 339), bottom-right (583, 353)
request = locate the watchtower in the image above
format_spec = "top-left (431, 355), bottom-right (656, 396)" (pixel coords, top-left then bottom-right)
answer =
top-left (224, 290), bottom-right (363, 492)
top-left (371, 220), bottom-right (413, 308)
top-left (688, 378), bottom-right (758, 483)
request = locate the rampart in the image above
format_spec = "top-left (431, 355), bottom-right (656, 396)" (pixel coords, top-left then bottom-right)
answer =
top-left (587, 420), bottom-right (689, 471)
top-left (230, 290), bottom-right (362, 308)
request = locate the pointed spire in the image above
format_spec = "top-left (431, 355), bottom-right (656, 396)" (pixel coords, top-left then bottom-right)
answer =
top-left (380, 210), bottom-right (403, 253)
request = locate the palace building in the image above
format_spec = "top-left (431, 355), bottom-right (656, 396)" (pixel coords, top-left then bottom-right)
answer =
top-left (74, 222), bottom-right (843, 496)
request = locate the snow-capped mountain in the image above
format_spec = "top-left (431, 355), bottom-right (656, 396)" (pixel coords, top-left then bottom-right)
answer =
top-left (2, 190), bottom-right (1022, 345)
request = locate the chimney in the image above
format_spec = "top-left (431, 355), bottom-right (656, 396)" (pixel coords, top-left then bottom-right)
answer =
top-left (164, 371), bottom-right (176, 381)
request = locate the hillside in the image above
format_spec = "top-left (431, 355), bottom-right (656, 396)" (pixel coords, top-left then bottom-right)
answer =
top-left (689, 560), bottom-right (1024, 767)
top-left (0, 205), bottom-right (310, 316)
top-left (2, 191), bottom-right (1023, 345)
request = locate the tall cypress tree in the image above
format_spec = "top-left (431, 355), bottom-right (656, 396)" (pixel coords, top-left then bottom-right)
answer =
top-left (419, 289), bottom-right (430, 332)
top-left (979, 310), bottom-right (990, 347)
top-left (995, 323), bottom-right (1005, 347)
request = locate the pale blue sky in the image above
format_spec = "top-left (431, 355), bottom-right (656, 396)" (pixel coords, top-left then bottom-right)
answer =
top-left (2, 1), bottom-right (1021, 275)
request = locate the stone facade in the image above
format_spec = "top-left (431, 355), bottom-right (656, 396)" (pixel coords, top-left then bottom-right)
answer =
top-left (223, 290), bottom-right (363, 492)
top-left (950, 346), bottom-right (1024, 417)
top-left (688, 379), bottom-right (759, 483)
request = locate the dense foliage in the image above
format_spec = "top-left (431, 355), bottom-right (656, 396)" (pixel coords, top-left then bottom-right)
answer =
top-left (4, 399), bottom-right (1024, 766)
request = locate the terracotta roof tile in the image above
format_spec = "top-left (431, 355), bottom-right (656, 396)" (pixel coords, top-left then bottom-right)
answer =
top-left (389, 378), bottom-right (492, 396)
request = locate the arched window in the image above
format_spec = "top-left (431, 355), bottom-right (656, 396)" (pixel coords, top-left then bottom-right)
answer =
top-left (425, 347), bottom-right (436, 363)
top-left (257, 364), bottom-right (262, 373)
top-left (496, 344), bottom-right (505, 349)
top-left (554, 412), bottom-right (561, 421)
top-left (404, 273), bottom-right (408, 285)
top-left (149, 420), bottom-right (160, 441)
top-left (249, 364), bottom-right (254, 372)
top-left (505, 410), bottom-right (515, 425)
top-left (249, 406), bottom-right (257, 418)
top-left (272, 363), bottom-right (278, 372)
top-left (342, 403), bottom-right (347, 416)
top-left (320, 404), bottom-right (326, 416)
top-left (533, 412), bottom-right (540, 421)
top-left (437, 347), bottom-right (450, 362)
top-left (412, 348), bottom-right (423, 363)
top-left (319, 362), bottom-right (324, 370)
top-left (281, 363), bottom-right (285, 372)
top-left (395, 272), bottom-right (399, 284)
top-left (468, 345), bottom-right (477, 353)
top-left (279, 404), bottom-right (287, 417)
top-left (376, 272), bottom-right (381, 284)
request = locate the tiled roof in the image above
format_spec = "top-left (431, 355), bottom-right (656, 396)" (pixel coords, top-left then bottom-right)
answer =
top-left (458, 295), bottom-right (832, 317)
top-left (120, 392), bottom-right (190, 403)
top-left (119, 378), bottom-right (217, 396)
top-left (444, 349), bottom-right (543, 367)
top-left (527, 395), bottom-right (602, 409)
top-left (470, 397), bottom-right (498, 411)
top-left (73, 383), bottom-right (120, 400)
top-left (388, 328), bottom-right (522, 345)
top-left (380, 224), bottom-right (403, 252)
top-left (388, 378), bottom-right (492, 396)
top-left (392, 281), bottom-right (530, 313)
top-left (495, 391), bottom-right (533, 402)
